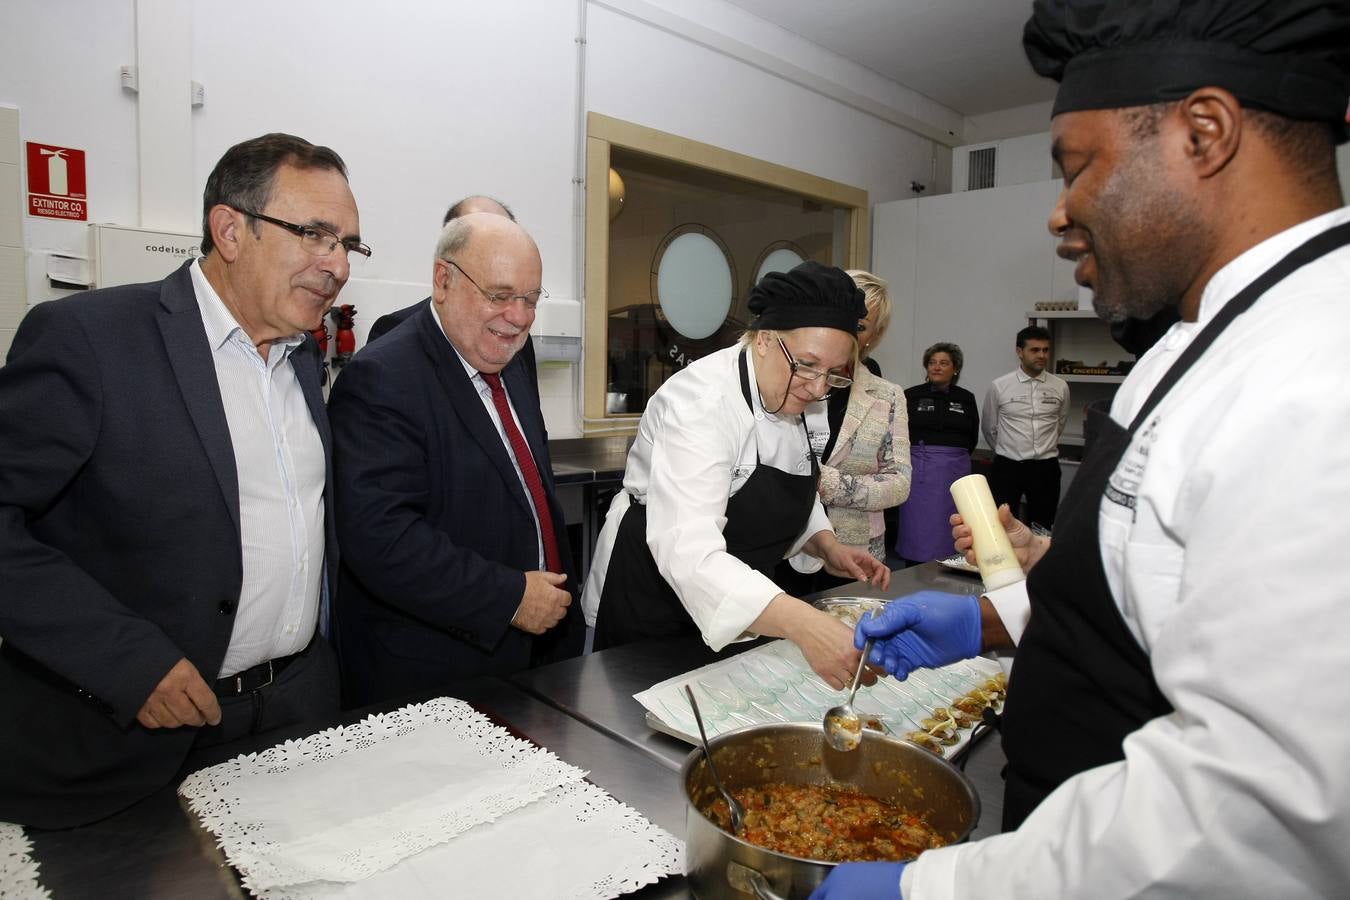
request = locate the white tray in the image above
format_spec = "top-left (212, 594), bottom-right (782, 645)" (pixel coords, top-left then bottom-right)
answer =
top-left (636, 639), bottom-right (1002, 760)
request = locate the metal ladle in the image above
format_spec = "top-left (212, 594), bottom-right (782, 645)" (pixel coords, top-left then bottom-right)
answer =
top-left (684, 685), bottom-right (745, 834)
top-left (823, 637), bottom-right (875, 752)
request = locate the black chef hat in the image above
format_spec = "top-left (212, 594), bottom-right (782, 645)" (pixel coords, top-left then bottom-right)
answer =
top-left (746, 261), bottom-right (867, 334)
top-left (1024, 0), bottom-right (1350, 142)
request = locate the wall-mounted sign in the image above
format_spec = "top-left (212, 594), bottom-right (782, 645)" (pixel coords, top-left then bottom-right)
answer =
top-left (26, 141), bottom-right (88, 221)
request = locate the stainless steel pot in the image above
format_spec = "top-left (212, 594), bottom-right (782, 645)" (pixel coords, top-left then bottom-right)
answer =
top-left (681, 722), bottom-right (980, 899)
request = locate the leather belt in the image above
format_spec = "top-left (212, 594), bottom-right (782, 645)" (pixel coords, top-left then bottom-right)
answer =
top-left (213, 650), bottom-right (302, 697)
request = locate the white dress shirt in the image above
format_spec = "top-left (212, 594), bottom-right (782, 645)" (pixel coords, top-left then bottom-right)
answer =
top-left (428, 306), bottom-right (546, 570)
top-left (904, 206), bottom-right (1350, 898)
top-left (581, 345), bottom-right (832, 648)
top-left (981, 368), bottom-right (1069, 459)
top-left (190, 262), bottom-right (324, 678)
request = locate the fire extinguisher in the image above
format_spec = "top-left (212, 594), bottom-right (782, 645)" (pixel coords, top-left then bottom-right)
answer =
top-left (309, 322), bottom-right (331, 385)
top-left (309, 323), bottom-right (330, 356)
top-left (329, 304), bottom-right (357, 369)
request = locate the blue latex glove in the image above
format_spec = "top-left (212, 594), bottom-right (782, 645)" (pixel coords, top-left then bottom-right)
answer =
top-left (856, 591), bottom-right (981, 679)
top-left (810, 861), bottom-right (907, 899)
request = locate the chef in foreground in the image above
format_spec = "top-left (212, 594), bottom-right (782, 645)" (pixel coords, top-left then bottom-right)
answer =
top-left (814, 0), bottom-right (1350, 896)
top-left (583, 262), bottom-right (889, 689)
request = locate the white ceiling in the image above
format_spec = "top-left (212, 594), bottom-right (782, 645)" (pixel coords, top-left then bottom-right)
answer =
top-left (722, 0), bottom-right (1057, 116)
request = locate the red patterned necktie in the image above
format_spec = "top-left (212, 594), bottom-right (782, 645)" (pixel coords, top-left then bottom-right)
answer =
top-left (479, 371), bottom-right (563, 575)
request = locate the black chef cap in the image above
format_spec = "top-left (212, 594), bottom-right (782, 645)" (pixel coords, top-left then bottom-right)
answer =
top-left (746, 261), bottom-right (867, 334)
top-left (1024, 0), bottom-right (1350, 142)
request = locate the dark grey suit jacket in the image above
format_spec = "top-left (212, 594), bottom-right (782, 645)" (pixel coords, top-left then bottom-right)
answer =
top-left (330, 306), bottom-right (582, 707)
top-left (0, 261), bottom-right (336, 828)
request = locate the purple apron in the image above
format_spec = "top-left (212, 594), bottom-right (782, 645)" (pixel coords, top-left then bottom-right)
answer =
top-left (895, 443), bottom-right (970, 562)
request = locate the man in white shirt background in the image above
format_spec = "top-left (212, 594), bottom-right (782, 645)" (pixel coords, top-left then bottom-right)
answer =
top-left (981, 325), bottom-right (1069, 528)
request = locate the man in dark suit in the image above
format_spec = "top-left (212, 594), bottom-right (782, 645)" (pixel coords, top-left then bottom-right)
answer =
top-left (330, 212), bottom-right (582, 707)
top-left (0, 133), bottom-right (364, 828)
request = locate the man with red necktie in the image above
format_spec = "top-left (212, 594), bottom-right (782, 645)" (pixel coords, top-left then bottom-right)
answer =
top-left (329, 212), bottom-right (582, 707)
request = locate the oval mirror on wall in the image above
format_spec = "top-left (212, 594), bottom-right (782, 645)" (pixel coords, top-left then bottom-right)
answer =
top-left (752, 240), bottom-right (807, 287)
top-left (651, 224), bottom-right (736, 341)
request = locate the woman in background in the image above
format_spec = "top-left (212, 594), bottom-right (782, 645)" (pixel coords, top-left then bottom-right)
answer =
top-left (895, 342), bottom-right (979, 565)
top-left (793, 271), bottom-right (911, 591)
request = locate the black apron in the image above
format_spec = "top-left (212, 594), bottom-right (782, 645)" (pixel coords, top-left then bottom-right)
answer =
top-left (593, 350), bottom-right (821, 650)
top-left (1000, 220), bottom-right (1350, 830)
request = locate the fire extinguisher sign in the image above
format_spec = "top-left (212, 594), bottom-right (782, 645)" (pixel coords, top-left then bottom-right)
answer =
top-left (26, 141), bottom-right (88, 221)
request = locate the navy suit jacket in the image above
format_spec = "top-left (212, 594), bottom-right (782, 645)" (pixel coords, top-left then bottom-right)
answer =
top-left (330, 305), bottom-right (582, 707)
top-left (0, 261), bottom-right (337, 828)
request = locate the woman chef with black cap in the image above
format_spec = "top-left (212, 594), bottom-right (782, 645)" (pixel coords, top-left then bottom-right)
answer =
top-left (582, 262), bottom-right (891, 688)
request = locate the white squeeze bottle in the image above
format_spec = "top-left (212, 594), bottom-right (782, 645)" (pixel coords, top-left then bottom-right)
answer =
top-left (949, 474), bottom-right (1025, 590)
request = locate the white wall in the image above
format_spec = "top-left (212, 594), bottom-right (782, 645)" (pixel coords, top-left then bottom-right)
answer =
top-left (870, 179), bottom-right (1075, 443)
top-left (0, 2), bottom-right (138, 304)
top-left (1340, 144), bottom-right (1350, 204)
top-left (963, 100), bottom-right (1054, 144)
top-left (0, 0), bottom-right (961, 437)
top-left (968, 112), bottom-right (1350, 200)
top-left (192, 1), bottom-right (581, 310)
top-left (586, 4), bottom-right (950, 205)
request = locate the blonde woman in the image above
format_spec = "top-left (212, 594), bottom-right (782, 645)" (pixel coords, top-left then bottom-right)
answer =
top-left (798, 271), bottom-right (911, 590)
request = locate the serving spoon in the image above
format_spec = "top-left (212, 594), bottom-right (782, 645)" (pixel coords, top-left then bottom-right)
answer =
top-left (823, 637), bottom-right (875, 752)
top-left (685, 685), bottom-right (745, 834)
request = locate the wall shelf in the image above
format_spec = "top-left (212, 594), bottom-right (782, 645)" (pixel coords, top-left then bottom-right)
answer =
top-left (1058, 373), bottom-right (1125, 384)
top-left (1027, 309), bottom-right (1099, 319)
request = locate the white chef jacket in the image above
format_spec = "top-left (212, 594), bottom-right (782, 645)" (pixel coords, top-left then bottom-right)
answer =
top-left (581, 345), bottom-right (833, 649)
top-left (905, 206), bottom-right (1350, 898)
top-left (981, 368), bottom-right (1069, 459)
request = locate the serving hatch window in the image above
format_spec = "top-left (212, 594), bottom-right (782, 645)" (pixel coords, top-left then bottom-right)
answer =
top-left (583, 115), bottom-right (869, 429)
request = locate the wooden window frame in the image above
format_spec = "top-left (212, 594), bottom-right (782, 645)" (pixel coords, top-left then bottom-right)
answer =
top-left (583, 113), bottom-right (869, 432)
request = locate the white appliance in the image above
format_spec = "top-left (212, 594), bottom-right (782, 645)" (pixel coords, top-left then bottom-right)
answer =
top-left (90, 223), bottom-right (201, 288)
top-left (531, 296), bottom-right (582, 363)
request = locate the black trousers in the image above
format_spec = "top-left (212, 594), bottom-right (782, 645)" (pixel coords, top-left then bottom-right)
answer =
top-left (989, 455), bottom-right (1061, 529)
top-left (194, 638), bottom-right (340, 748)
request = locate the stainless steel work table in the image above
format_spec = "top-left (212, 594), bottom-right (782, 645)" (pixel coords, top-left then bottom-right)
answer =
top-left (511, 563), bottom-right (1009, 840)
top-left (23, 676), bottom-right (688, 899)
top-left (20, 565), bottom-right (1005, 897)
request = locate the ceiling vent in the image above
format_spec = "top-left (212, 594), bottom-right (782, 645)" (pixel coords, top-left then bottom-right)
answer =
top-left (966, 146), bottom-right (997, 191)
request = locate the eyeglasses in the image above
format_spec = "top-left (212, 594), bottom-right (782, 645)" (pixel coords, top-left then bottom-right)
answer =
top-left (441, 258), bottom-right (547, 310)
top-left (777, 338), bottom-right (852, 390)
top-left (237, 209), bottom-right (372, 259)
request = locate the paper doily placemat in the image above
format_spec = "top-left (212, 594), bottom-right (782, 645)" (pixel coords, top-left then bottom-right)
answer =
top-left (180, 697), bottom-right (681, 898)
top-left (0, 822), bottom-right (51, 900)
top-left (277, 780), bottom-right (682, 900)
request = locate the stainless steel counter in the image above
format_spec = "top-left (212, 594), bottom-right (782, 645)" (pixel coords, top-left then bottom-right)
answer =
top-left (549, 435), bottom-right (632, 485)
top-left (21, 564), bottom-right (1007, 897)
top-left (24, 677), bottom-right (688, 899)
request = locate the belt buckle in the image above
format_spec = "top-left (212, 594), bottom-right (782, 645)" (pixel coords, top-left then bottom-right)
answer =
top-left (232, 659), bottom-right (274, 695)
top-left (257, 659), bottom-right (274, 691)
